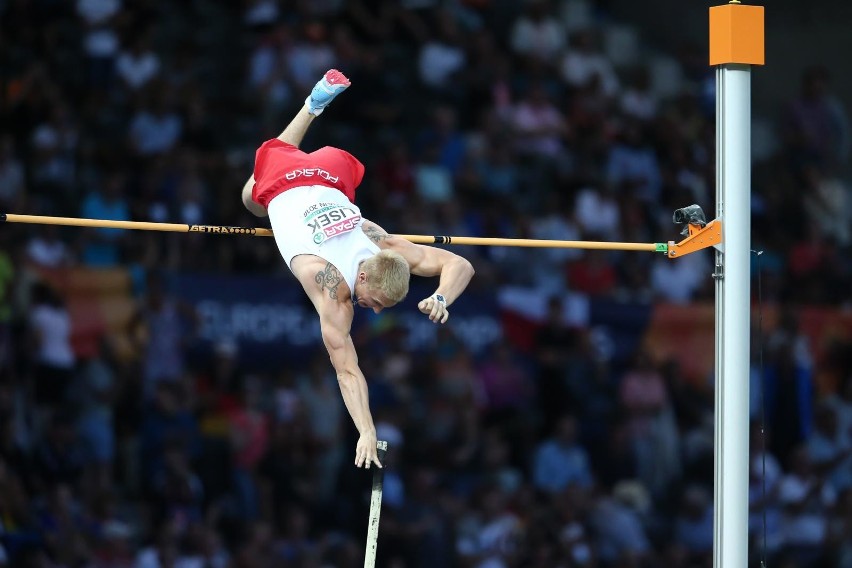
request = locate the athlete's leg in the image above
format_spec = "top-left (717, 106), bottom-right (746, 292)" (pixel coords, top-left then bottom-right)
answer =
top-left (275, 106), bottom-right (317, 147)
top-left (240, 103), bottom-right (317, 215)
top-left (242, 69), bottom-right (351, 216)
top-left (277, 68), bottom-right (351, 146)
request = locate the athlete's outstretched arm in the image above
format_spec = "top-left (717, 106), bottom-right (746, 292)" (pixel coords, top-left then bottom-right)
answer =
top-left (319, 299), bottom-right (382, 469)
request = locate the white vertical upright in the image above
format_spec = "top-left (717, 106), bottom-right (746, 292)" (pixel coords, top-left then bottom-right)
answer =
top-left (713, 63), bottom-right (751, 568)
top-left (709, 4), bottom-right (763, 565)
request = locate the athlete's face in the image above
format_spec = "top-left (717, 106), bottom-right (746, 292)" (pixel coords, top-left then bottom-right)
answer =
top-left (353, 279), bottom-right (394, 314)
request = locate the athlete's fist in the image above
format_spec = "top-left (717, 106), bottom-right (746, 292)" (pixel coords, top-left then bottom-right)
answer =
top-left (418, 294), bottom-right (449, 324)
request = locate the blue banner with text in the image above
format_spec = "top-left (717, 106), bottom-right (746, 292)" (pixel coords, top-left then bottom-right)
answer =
top-left (173, 273), bottom-right (501, 371)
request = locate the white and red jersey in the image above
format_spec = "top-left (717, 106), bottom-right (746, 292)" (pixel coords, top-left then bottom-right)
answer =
top-left (266, 185), bottom-right (379, 295)
top-left (253, 138), bottom-right (376, 294)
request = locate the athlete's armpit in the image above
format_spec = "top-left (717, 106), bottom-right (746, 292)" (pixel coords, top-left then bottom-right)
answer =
top-left (315, 262), bottom-right (344, 299)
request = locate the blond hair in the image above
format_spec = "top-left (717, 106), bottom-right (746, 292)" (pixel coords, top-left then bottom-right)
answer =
top-left (361, 249), bottom-right (410, 303)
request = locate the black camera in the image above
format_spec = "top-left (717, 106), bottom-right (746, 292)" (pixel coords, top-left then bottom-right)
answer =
top-left (672, 204), bottom-right (707, 235)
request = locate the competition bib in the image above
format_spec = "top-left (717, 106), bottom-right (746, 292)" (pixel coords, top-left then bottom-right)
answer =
top-left (303, 202), bottom-right (362, 244)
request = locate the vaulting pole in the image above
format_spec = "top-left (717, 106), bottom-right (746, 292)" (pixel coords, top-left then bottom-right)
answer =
top-left (364, 441), bottom-right (388, 568)
top-left (709, 4), bottom-right (764, 567)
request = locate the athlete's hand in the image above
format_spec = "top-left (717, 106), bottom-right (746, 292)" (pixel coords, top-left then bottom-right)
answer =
top-left (418, 294), bottom-right (449, 324)
top-left (355, 431), bottom-right (382, 469)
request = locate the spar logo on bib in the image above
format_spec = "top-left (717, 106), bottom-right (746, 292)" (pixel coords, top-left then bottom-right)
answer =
top-left (303, 202), bottom-right (361, 244)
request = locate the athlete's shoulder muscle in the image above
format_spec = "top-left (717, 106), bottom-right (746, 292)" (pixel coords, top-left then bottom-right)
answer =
top-left (291, 254), bottom-right (351, 304)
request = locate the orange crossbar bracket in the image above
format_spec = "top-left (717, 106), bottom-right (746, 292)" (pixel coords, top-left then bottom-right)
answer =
top-left (667, 219), bottom-right (723, 258)
top-left (709, 3), bottom-right (764, 66)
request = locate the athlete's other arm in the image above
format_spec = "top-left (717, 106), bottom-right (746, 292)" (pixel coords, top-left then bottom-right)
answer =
top-left (362, 222), bottom-right (475, 323)
top-left (318, 298), bottom-right (382, 469)
top-left (406, 243), bottom-right (475, 323)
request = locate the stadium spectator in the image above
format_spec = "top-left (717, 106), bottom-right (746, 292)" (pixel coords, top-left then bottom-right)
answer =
top-left (532, 414), bottom-right (594, 494)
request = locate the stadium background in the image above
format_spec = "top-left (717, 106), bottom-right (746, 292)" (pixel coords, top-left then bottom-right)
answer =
top-left (1, 0), bottom-right (851, 567)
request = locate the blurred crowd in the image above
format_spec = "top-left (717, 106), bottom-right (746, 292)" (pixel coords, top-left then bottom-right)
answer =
top-left (1, 0), bottom-right (852, 567)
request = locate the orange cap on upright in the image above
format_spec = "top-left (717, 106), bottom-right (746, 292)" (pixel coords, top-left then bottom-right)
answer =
top-left (709, 3), bottom-right (764, 66)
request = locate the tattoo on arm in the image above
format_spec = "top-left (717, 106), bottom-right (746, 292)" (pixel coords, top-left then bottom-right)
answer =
top-left (363, 226), bottom-right (389, 244)
top-left (315, 262), bottom-right (343, 300)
